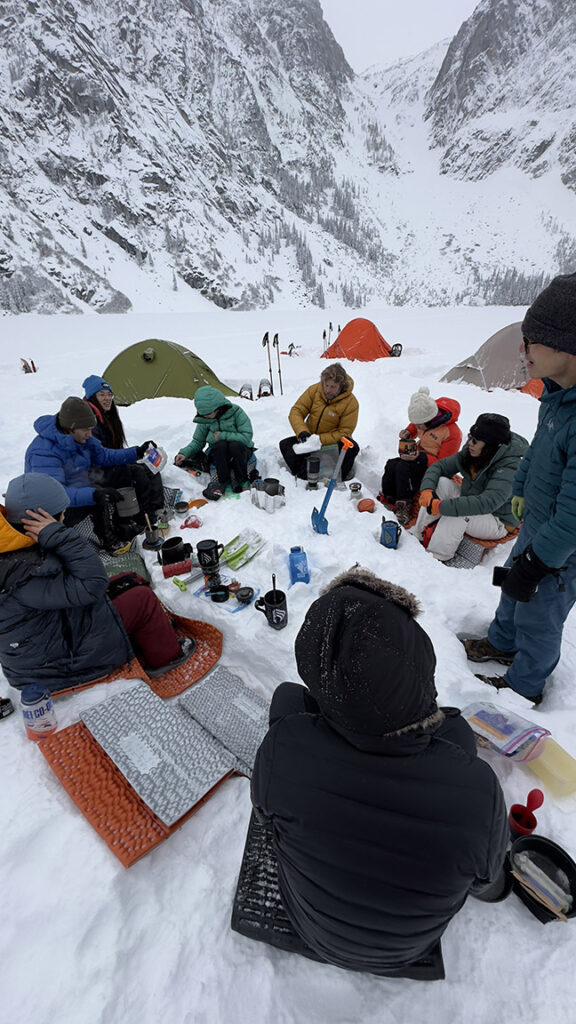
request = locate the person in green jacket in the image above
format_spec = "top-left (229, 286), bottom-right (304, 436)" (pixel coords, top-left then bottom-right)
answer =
top-left (412, 414), bottom-right (528, 563)
top-left (174, 386), bottom-right (254, 500)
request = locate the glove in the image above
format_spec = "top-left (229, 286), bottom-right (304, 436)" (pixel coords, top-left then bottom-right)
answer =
top-left (501, 545), bottom-right (556, 603)
top-left (428, 498), bottom-right (442, 516)
top-left (511, 496), bottom-right (525, 522)
top-left (137, 440), bottom-right (156, 459)
top-left (419, 489), bottom-right (434, 509)
top-left (297, 432), bottom-right (311, 444)
top-left (94, 488), bottom-right (123, 505)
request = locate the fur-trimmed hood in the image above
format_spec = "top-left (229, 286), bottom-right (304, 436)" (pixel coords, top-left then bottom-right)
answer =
top-left (321, 566), bottom-right (421, 617)
top-left (295, 567), bottom-right (438, 739)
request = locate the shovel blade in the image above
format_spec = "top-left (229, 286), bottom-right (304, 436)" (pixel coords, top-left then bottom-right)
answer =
top-left (311, 507), bottom-right (329, 534)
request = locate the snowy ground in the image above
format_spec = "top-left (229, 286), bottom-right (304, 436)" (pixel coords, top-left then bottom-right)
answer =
top-left (1, 305), bottom-right (575, 1024)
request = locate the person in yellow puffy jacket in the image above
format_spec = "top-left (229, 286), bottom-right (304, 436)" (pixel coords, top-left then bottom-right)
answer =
top-left (279, 363), bottom-right (359, 480)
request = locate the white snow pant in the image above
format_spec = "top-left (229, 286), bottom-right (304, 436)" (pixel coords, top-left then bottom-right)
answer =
top-left (413, 478), bottom-right (508, 561)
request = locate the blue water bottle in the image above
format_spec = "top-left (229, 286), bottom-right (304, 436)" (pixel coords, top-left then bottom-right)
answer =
top-left (289, 546), bottom-right (311, 585)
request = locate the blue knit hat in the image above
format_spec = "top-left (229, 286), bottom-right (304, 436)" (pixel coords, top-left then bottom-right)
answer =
top-left (83, 375), bottom-right (113, 399)
top-left (4, 474), bottom-right (70, 523)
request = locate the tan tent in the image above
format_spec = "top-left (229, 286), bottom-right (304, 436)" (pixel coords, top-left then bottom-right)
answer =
top-left (441, 322), bottom-right (541, 392)
top-left (103, 339), bottom-right (237, 405)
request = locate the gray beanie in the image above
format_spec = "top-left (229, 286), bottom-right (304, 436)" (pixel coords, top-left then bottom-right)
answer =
top-left (58, 397), bottom-right (97, 431)
top-left (408, 386), bottom-right (438, 424)
top-left (5, 474), bottom-right (70, 523)
top-left (522, 272), bottom-right (576, 355)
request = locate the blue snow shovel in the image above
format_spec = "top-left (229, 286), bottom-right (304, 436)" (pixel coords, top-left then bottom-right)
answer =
top-left (311, 437), bottom-right (354, 534)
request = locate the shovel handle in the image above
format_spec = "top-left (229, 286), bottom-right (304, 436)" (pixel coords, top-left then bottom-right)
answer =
top-left (340, 436), bottom-right (354, 450)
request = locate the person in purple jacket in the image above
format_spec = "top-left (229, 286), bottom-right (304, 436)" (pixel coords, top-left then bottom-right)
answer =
top-left (25, 396), bottom-right (154, 549)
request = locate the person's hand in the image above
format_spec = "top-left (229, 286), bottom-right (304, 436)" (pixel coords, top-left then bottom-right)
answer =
top-left (400, 451), bottom-right (418, 461)
top-left (511, 496), bottom-right (525, 522)
top-left (428, 498), bottom-right (441, 516)
top-left (419, 489), bottom-right (434, 508)
top-left (94, 488), bottom-right (123, 505)
top-left (21, 508), bottom-right (59, 540)
top-left (136, 440), bottom-right (156, 459)
top-left (399, 429), bottom-right (411, 440)
top-left (174, 453), bottom-right (186, 466)
top-left (297, 431), bottom-right (311, 443)
top-left (213, 430), bottom-right (221, 441)
top-left (501, 546), bottom-right (556, 603)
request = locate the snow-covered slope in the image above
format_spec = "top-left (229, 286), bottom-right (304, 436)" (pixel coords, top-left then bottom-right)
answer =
top-left (1, 0), bottom-right (575, 313)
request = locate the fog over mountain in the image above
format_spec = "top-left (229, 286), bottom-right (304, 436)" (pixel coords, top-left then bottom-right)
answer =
top-left (1, 0), bottom-right (574, 314)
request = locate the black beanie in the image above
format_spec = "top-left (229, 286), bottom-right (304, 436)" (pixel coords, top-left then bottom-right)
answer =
top-left (469, 413), bottom-right (511, 447)
top-left (294, 569), bottom-right (438, 736)
top-left (522, 272), bottom-right (576, 355)
top-left (58, 397), bottom-right (97, 431)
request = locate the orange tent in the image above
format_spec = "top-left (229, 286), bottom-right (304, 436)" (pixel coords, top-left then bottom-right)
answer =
top-left (323, 318), bottom-right (395, 361)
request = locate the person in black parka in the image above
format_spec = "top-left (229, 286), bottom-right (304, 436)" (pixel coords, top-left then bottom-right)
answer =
top-left (0, 474), bottom-right (194, 692)
top-left (251, 568), bottom-right (508, 977)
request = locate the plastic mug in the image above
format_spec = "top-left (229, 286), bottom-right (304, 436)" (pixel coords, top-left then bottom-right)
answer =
top-left (255, 589), bottom-right (288, 630)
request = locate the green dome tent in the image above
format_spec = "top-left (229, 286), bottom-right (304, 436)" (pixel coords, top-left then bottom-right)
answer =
top-left (103, 339), bottom-right (237, 405)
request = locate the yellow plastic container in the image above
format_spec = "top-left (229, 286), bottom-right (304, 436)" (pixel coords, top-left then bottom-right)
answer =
top-left (526, 738), bottom-right (576, 797)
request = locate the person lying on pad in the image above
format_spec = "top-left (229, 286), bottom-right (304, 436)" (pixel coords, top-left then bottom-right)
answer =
top-left (0, 474), bottom-right (195, 692)
top-left (250, 568), bottom-right (508, 978)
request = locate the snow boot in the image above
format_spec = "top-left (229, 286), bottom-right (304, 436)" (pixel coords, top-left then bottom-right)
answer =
top-left (461, 637), bottom-right (516, 665)
top-left (475, 674), bottom-right (543, 707)
top-left (145, 637), bottom-right (197, 679)
top-left (394, 500), bottom-right (413, 527)
top-left (202, 481), bottom-right (223, 501)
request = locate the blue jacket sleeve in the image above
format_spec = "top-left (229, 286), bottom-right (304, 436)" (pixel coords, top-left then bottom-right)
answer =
top-left (90, 439), bottom-right (139, 466)
top-left (26, 445), bottom-right (95, 507)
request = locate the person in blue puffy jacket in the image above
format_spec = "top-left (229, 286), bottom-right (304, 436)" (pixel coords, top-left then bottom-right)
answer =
top-left (463, 272), bottom-right (576, 705)
top-left (25, 396), bottom-right (155, 549)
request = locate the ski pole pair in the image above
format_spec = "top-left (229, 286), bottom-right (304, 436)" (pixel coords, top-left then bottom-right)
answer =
top-left (262, 332), bottom-right (283, 395)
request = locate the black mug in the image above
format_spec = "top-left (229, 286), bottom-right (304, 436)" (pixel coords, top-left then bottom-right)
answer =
top-left (196, 538), bottom-right (224, 573)
top-left (255, 589), bottom-right (288, 630)
top-left (160, 537), bottom-right (191, 565)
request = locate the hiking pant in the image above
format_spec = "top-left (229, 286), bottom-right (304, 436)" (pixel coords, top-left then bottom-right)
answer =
top-left (112, 585), bottom-right (181, 670)
top-left (413, 479), bottom-right (507, 561)
top-left (89, 464), bottom-right (164, 522)
top-left (279, 436), bottom-right (359, 481)
top-left (210, 440), bottom-right (250, 487)
top-left (381, 454), bottom-right (428, 502)
top-left (488, 524), bottom-right (576, 699)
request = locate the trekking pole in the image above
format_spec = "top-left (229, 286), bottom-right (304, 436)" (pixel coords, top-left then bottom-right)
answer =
top-left (322, 329), bottom-right (327, 353)
top-left (272, 333), bottom-right (283, 395)
top-left (262, 332), bottom-right (274, 395)
top-left (328, 321), bottom-right (333, 346)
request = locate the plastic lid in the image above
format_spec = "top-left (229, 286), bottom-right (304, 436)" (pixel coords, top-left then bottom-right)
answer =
top-left (20, 684), bottom-right (50, 704)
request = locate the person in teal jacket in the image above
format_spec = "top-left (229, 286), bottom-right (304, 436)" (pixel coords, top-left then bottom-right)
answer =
top-left (174, 386), bottom-right (254, 499)
top-left (463, 272), bottom-right (576, 705)
top-left (413, 414), bottom-right (528, 563)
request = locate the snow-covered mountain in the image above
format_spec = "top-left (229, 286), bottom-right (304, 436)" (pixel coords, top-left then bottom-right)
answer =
top-left (0, 0), bottom-right (575, 314)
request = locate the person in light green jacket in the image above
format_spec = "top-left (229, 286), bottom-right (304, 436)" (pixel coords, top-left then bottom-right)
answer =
top-left (412, 414), bottom-right (528, 563)
top-left (174, 386), bottom-right (254, 499)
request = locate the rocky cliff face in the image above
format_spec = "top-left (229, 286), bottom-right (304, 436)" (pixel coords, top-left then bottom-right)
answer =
top-left (0, 0), bottom-right (575, 313)
top-left (425, 0), bottom-right (576, 188)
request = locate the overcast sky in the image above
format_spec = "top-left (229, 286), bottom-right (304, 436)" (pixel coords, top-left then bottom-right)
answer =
top-left (320, 0), bottom-right (480, 72)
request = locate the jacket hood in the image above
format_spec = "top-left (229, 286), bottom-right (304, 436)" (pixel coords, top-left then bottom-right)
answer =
top-left (435, 397), bottom-right (460, 424)
top-left (193, 386), bottom-right (231, 417)
top-left (295, 568), bottom-right (438, 738)
top-left (0, 507), bottom-right (35, 555)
